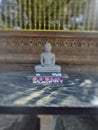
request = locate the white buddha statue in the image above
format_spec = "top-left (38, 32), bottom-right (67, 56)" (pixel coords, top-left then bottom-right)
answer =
top-left (35, 42), bottom-right (61, 72)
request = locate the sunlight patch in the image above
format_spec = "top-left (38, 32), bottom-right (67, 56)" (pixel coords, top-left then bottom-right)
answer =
top-left (91, 96), bottom-right (98, 105)
top-left (14, 90), bottom-right (44, 105)
top-left (80, 79), bottom-right (92, 87)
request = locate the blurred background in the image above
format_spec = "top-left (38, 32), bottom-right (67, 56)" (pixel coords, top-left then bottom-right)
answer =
top-left (0, 0), bottom-right (98, 32)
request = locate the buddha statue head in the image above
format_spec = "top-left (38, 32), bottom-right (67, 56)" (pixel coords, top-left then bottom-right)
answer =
top-left (45, 42), bottom-right (52, 52)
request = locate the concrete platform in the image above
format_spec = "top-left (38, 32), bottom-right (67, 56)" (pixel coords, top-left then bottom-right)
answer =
top-left (0, 71), bottom-right (98, 130)
top-left (0, 71), bottom-right (98, 107)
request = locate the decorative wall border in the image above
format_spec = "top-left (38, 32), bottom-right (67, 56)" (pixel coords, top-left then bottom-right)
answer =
top-left (0, 37), bottom-right (98, 48)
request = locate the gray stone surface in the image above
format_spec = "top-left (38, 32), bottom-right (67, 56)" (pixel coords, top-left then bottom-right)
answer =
top-left (0, 115), bottom-right (38, 130)
top-left (53, 115), bottom-right (98, 130)
top-left (0, 71), bottom-right (98, 107)
top-left (35, 42), bottom-right (61, 72)
top-left (0, 71), bottom-right (98, 130)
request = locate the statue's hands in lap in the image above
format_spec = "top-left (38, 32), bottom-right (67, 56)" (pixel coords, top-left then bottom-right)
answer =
top-left (41, 53), bottom-right (55, 67)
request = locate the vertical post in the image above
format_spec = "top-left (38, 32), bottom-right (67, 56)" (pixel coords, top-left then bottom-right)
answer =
top-left (68, 3), bottom-right (71, 31)
top-left (19, 0), bottom-right (22, 30)
top-left (83, 1), bottom-right (88, 31)
top-left (39, 0), bottom-right (41, 30)
top-left (87, 1), bottom-right (92, 31)
top-left (54, 1), bottom-right (56, 30)
top-left (9, 2), bottom-right (12, 29)
top-left (78, 2), bottom-right (82, 31)
top-left (0, 2), bottom-right (2, 30)
top-left (63, 0), bottom-right (66, 30)
top-left (34, 0), bottom-right (36, 30)
top-left (72, 2), bottom-right (77, 31)
top-left (43, 0), bottom-right (46, 30)
top-left (29, 0), bottom-right (32, 30)
top-left (14, 0), bottom-right (17, 29)
top-left (24, 0), bottom-right (27, 30)
top-left (4, 0), bottom-right (8, 30)
top-left (58, 1), bottom-right (61, 30)
top-left (48, 0), bottom-right (50, 30)
top-left (93, 3), bottom-right (97, 31)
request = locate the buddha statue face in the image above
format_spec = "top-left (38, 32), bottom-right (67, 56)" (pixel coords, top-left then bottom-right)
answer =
top-left (45, 42), bottom-right (52, 52)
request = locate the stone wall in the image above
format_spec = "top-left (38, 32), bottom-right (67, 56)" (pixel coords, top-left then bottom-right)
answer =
top-left (0, 31), bottom-right (98, 72)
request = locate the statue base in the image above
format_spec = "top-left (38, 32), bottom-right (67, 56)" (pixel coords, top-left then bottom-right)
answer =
top-left (35, 65), bottom-right (61, 72)
top-left (32, 72), bottom-right (64, 84)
